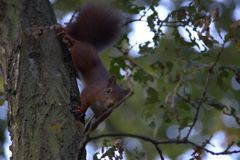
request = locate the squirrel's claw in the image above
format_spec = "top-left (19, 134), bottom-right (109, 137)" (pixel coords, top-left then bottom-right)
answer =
top-left (57, 28), bottom-right (76, 47)
top-left (71, 105), bottom-right (85, 122)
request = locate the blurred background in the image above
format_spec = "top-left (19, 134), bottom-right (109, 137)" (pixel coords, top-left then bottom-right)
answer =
top-left (1, 0), bottom-right (240, 159)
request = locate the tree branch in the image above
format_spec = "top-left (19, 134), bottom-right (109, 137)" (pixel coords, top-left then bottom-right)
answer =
top-left (154, 144), bottom-right (165, 160)
top-left (86, 132), bottom-right (240, 156)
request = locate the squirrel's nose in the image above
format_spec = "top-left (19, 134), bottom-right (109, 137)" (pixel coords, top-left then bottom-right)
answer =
top-left (106, 100), bottom-right (114, 108)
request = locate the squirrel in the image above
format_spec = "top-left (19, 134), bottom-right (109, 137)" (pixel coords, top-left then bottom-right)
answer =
top-left (57, 2), bottom-right (129, 120)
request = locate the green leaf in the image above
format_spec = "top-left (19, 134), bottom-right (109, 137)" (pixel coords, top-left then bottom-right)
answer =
top-left (133, 68), bottom-right (153, 83)
top-left (179, 103), bottom-right (191, 111)
top-left (163, 114), bottom-right (172, 123)
top-left (145, 87), bottom-right (159, 104)
top-left (149, 120), bottom-right (156, 129)
top-left (109, 56), bottom-right (126, 79)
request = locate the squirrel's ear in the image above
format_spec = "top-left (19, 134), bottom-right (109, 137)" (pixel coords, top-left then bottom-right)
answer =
top-left (107, 75), bottom-right (117, 87)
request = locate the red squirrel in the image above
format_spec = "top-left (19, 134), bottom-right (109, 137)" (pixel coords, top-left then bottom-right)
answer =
top-left (58, 3), bottom-right (129, 119)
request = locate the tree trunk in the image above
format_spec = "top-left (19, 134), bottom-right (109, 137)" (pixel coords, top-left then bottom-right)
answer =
top-left (0, 0), bottom-right (85, 159)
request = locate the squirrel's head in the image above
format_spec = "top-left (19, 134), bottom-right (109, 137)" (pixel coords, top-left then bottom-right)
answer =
top-left (102, 75), bottom-right (129, 108)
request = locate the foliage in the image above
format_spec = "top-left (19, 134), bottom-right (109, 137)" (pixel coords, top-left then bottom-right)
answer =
top-left (93, 139), bottom-right (124, 160)
top-left (0, 0), bottom-right (237, 160)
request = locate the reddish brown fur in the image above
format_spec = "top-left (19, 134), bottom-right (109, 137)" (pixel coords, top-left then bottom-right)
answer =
top-left (59, 3), bottom-right (128, 118)
top-left (67, 2), bottom-right (122, 51)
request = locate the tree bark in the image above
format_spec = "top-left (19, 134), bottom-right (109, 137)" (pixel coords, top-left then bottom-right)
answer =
top-left (0, 0), bottom-right (84, 159)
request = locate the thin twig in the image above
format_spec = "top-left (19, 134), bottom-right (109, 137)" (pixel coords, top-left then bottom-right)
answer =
top-left (67, 6), bottom-right (80, 26)
top-left (154, 144), bottom-right (165, 160)
top-left (185, 42), bottom-right (226, 139)
top-left (84, 88), bottom-right (134, 134)
top-left (177, 93), bottom-right (196, 109)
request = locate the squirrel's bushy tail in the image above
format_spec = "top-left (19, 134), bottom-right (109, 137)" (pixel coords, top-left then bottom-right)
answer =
top-left (67, 3), bottom-right (122, 51)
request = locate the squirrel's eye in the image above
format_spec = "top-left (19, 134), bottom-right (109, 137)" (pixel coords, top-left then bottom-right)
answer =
top-left (106, 88), bottom-right (112, 94)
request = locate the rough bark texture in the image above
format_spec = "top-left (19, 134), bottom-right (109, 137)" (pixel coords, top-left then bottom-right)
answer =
top-left (0, 0), bottom-right (85, 159)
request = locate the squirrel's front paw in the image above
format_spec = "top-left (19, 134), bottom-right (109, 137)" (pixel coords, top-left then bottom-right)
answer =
top-left (72, 105), bottom-right (85, 122)
top-left (57, 29), bottom-right (75, 47)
